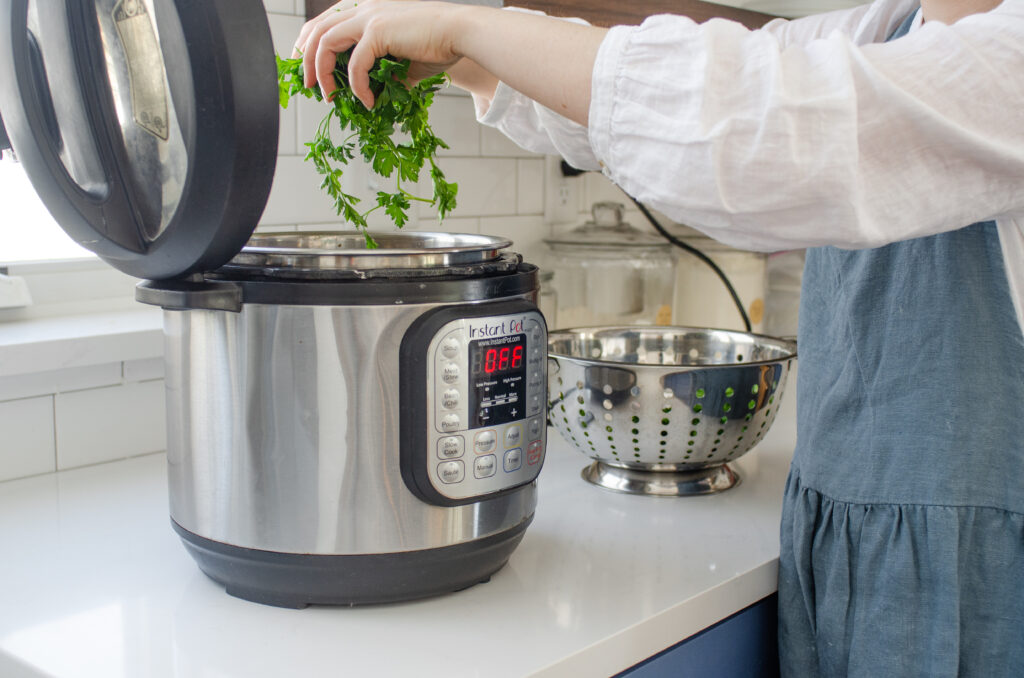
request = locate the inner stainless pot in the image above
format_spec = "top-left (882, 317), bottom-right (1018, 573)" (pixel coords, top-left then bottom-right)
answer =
top-left (226, 231), bottom-right (513, 272)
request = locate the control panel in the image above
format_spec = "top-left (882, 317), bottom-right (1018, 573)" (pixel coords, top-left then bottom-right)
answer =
top-left (400, 302), bottom-right (547, 506)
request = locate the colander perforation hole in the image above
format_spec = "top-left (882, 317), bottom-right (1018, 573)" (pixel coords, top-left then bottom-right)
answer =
top-left (630, 386), bottom-right (641, 396)
top-left (576, 380), bottom-right (584, 390)
top-left (660, 430), bottom-right (668, 437)
top-left (662, 388), bottom-right (673, 399)
top-left (737, 354), bottom-right (744, 361)
top-left (751, 384), bottom-right (759, 394)
top-left (688, 348), bottom-right (699, 359)
top-left (603, 399), bottom-right (614, 410)
top-left (693, 404), bottom-right (703, 413)
top-left (604, 413), bottom-right (613, 422)
top-left (723, 403), bottom-right (732, 413)
top-left (632, 415), bottom-right (640, 423)
top-left (662, 418), bottom-right (671, 426)
top-left (696, 388), bottom-right (705, 398)
top-left (725, 387), bottom-right (735, 397)
top-left (631, 401), bottom-right (641, 410)
top-left (602, 384), bottom-right (613, 395)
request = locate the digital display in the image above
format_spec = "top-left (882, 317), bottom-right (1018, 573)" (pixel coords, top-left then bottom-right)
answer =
top-left (469, 333), bottom-right (527, 428)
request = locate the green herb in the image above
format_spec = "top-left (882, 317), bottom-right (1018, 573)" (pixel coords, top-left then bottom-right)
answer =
top-left (276, 51), bottom-right (457, 248)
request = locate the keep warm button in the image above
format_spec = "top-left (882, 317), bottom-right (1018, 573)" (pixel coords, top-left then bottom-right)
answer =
top-left (438, 460), bottom-right (465, 484)
top-left (527, 441), bottom-right (543, 465)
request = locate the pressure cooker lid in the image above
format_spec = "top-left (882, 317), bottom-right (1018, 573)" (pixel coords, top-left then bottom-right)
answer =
top-left (0, 0), bottom-right (278, 280)
top-left (217, 231), bottom-right (517, 280)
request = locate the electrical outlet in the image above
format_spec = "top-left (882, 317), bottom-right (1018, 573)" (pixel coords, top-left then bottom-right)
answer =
top-left (0, 271), bottom-right (32, 309)
top-left (544, 155), bottom-right (580, 225)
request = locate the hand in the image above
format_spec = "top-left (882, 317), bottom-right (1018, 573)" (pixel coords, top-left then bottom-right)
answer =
top-left (293, 0), bottom-right (465, 108)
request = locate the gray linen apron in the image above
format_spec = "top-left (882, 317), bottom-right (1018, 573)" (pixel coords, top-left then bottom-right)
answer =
top-left (777, 10), bottom-right (1024, 677)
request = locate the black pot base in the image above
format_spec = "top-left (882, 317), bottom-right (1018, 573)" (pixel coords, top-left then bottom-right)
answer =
top-left (172, 517), bottom-right (531, 609)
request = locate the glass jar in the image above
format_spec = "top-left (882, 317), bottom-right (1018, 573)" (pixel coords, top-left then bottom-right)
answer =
top-left (544, 202), bottom-right (676, 329)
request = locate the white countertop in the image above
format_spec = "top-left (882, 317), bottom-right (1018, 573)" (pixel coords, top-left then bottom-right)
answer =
top-left (0, 391), bottom-right (796, 678)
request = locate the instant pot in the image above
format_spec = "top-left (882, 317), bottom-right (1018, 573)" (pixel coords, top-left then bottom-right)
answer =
top-left (0, 0), bottom-right (547, 607)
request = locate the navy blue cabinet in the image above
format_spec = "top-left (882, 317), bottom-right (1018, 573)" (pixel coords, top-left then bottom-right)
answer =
top-left (618, 594), bottom-right (779, 678)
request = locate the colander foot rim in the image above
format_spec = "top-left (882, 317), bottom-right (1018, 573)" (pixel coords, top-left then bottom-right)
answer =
top-left (581, 461), bottom-right (740, 496)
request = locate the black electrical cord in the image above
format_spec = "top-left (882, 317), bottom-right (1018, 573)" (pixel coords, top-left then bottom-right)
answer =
top-left (557, 161), bottom-right (752, 331)
top-left (627, 195), bottom-right (753, 332)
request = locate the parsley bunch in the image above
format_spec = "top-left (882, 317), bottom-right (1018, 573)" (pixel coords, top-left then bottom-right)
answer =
top-left (277, 51), bottom-right (458, 248)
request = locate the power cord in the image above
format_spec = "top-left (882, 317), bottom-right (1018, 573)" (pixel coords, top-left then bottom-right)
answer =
top-left (558, 160), bottom-right (752, 332)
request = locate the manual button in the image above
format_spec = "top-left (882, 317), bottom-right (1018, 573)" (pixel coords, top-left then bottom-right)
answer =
top-left (474, 455), bottom-right (497, 479)
top-left (438, 460), bottom-right (465, 484)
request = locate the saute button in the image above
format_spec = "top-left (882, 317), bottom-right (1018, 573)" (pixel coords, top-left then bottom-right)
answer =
top-left (474, 455), bottom-right (497, 479)
top-left (438, 460), bottom-right (465, 484)
top-left (441, 414), bottom-right (461, 432)
top-left (441, 337), bottom-right (460, 359)
top-left (442, 363), bottom-right (460, 384)
top-left (437, 436), bottom-right (464, 459)
top-left (503, 448), bottom-right (522, 473)
top-left (474, 430), bottom-right (497, 454)
top-left (504, 424), bottom-right (522, 448)
top-left (442, 389), bottom-right (460, 410)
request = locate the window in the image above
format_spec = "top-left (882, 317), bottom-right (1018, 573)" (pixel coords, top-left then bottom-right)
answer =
top-left (0, 158), bottom-right (93, 264)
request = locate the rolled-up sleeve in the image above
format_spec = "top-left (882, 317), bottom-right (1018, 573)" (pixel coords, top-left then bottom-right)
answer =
top-left (586, 3), bottom-right (1024, 251)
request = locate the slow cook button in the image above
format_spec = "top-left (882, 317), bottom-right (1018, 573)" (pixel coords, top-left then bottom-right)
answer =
top-left (441, 414), bottom-right (461, 432)
top-left (437, 436), bottom-right (464, 459)
top-left (503, 448), bottom-right (522, 473)
top-left (441, 388), bottom-right (460, 410)
top-left (474, 429), bottom-right (497, 454)
top-left (474, 455), bottom-right (497, 479)
top-left (442, 362), bottom-right (460, 384)
top-left (438, 460), bottom-right (465, 484)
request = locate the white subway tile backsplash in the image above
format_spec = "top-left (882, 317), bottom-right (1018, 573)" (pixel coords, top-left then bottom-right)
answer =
top-left (420, 158), bottom-right (517, 218)
top-left (430, 96), bottom-right (480, 157)
top-left (414, 217), bottom-right (481, 235)
top-left (261, 155), bottom-right (345, 226)
top-left (517, 159), bottom-right (545, 215)
top-left (263, 0), bottom-right (298, 15)
top-left (0, 363), bottom-right (123, 402)
top-left (0, 396), bottom-right (55, 481)
top-left (479, 215), bottom-right (550, 263)
top-left (123, 358), bottom-right (164, 383)
top-left (55, 380), bottom-right (166, 470)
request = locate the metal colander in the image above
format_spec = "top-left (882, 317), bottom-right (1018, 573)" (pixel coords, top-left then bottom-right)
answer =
top-left (547, 326), bottom-right (797, 496)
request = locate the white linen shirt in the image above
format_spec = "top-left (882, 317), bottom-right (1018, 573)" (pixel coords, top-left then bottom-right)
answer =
top-left (474, 0), bottom-right (1024, 333)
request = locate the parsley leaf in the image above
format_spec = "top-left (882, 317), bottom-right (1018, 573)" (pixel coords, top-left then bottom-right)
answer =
top-left (276, 52), bottom-right (458, 248)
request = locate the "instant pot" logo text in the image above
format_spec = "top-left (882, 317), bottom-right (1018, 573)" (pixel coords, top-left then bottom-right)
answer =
top-left (469, 317), bottom-right (525, 338)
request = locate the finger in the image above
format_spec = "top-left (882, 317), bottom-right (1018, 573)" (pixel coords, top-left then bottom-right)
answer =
top-left (316, 32), bottom-right (357, 101)
top-left (300, 11), bottom-right (352, 88)
top-left (347, 33), bottom-right (380, 109)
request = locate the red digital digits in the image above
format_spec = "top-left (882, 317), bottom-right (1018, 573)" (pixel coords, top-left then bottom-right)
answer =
top-left (483, 342), bottom-right (525, 374)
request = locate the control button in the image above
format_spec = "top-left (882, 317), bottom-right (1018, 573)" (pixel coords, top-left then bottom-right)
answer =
top-left (438, 460), bottom-right (465, 484)
top-left (503, 448), bottom-right (522, 473)
top-left (474, 429), bottom-right (497, 454)
top-left (528, 416), bottom-right (543, 440)
top-left (474, 455), bottom-right (497, 479)
top-left (437, 436), bottom-right (465, 459)
top-left (527, 441), bottom-right (543, 465)
top-left (441, 336), bottom-right (460, 359)
top-left (442, 362), bottom-right (460, 384)
top-left (528, 394), bottom-right (542, 416)
top-left (504, 424), bottom-right (522, 448)
top-left (441, 389), bottom-right (460, 410)
top-left (441, 414), bottom-right (461, 432)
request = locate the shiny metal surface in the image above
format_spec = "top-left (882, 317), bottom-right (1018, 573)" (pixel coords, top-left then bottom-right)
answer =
top-left (581, 461), bottom-right (739, 496)
top-left (164, 295), bottom-right (537, 555)
top-left (94, 0), bottom-right (187, 239)
top-left (547, 326), bottom-right (796, 495)
top-left (228, 231), bottom-right (513, 272)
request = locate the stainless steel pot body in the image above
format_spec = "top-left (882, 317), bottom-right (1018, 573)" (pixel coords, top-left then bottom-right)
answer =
top-left (163, 295), bottom-right (538, 556)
